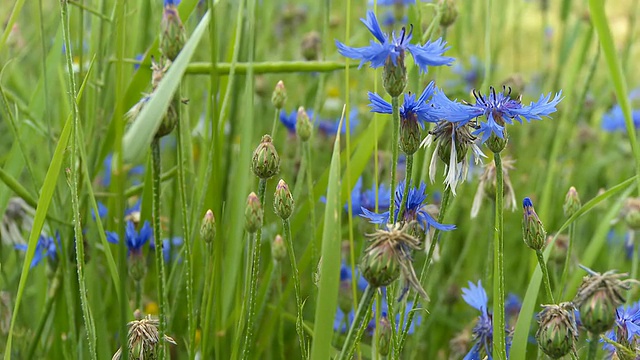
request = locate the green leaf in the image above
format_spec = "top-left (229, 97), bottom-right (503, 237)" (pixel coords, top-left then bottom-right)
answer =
top-left (122, 10), bottom-right (211, 164)
top-left (310, 119), bottom-right (343, 360)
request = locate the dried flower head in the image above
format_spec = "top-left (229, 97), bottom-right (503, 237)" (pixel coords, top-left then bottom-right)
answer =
top-left (536, 302), bottom-right (579, 359)
top-left (471, 156), bottom-right (516, 218)
top-left (112, 311), bottom-right (176, 360)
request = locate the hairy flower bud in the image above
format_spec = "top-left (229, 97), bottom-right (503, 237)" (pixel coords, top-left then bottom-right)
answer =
top-left (200, 209), bottom-right (216, 244)
top-left (301, 31), bottom-right (321, 61)
top-left (486, 129), bottom-right (508, 153)
top-left (438, 0), bottom-right (458, 28)
top-left (160, 0), bottom-right (186, 61)
top-left (522, 197), bottom-right (546, 251)
top-left (361, 241), bottom-right (400, 288)
top-left (296, 107), bottom-right (312, 142)
top-left (376, 315), bottom-right (392, 356)
top-left (563, 187), bottom-right (581, 218)
top-left (251, 135), bottom-right (280, 179)
top-left (535, 303), bottom-right (579, 359)
top-left (271, 80), bottom-right (287, 110)
top-left (128, 252), bottom-right (147, 282)
top-left (383, 53), bottom-right (407, 97)
top-left (271, 235), bottom-right (287, 262)
top-left (155, 95), bottom-right (180, 139)
top-left (399, 114), bottom-right (421, 155)
top-left (274, 179), bottom-right (294, 220)
top-left (622, 198), bottom-right (640, 230)
top-left (245, 192), bottom-right (263, 233)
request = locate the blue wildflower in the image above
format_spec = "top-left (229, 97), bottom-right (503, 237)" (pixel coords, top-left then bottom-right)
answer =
top-left (91, 201), bottom-right (109, 221)
top-left (15, 233), bottom-right (60, 268)
top-left (318, 109), bottom-right (359, 136)
top-left (602, 302), bottom-right (640, 353)
top-left (105, 220), bottom-right (153, 255)
top-left (450, 56), bottom-right (483, 91)
top-left (370, 0), bottom-right (417, 5)
top-left (368, 81), bottom-right (441, 128)
top-left (360, 180), bottom-right (455, 232)
top-left (335, 11), bottom-right (453, 73)
top-left (279, 108), bottom-right (315, 134)
top-left (345, 178), bottom-right (391, 216)
top-left (102, 153), bottom-right (145, 187)
top-left (602, 105), bottom-right (640, 132)
top-left (164, 0), bottom-right (180, 6)
top-left (150, 237), bottom-right (184, 263)
top-left (462, 280), bottom-right (493, 360)
top-left (432, 87), bottom-right (563, 144)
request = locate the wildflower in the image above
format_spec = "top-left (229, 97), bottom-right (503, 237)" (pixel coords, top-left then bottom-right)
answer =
top-left (602, 89), bottom-right (640, 132)
top-left (317, 109), bottom-right (359, 136)
top-left (336, 11), bottom-right (452, 73)
top-left (361, 181), bottom-right (456, 234)
top-left (536, 302), bottom-right (579, 359)
top-left (91, 201), bottom-right (109, 221)
top-left (344, 177), bottom-right (391, 216)
top-left (296, 107), bottom-right (313, 141)
top-left (14, 233), bottom-right (59, 268)
top-left (462, 280), bottom-right (494, 360)
top-left (271, 80), bottom-right (287, 110)
top-left (160, 0), bottom-right (186, 61)
top-left (471, 156), bottom-right (517, 218)
top-left (604, 302), bottom-right (640, 350)
top-left (273, 179), bottom-right (294, 220)
top-left (522, 197), bottom-right (546, 251)
top-left (505, 293), bottom-right (522, 326)
top-left (450, 56), bottom-right (483, 91)
top-left (432, 86), bottom-right (563, 147)
top-left (439, 0), bottom-right (458, 28)
top-left (245, 192), bottom-right (263, 233)
top-left (563, 187), bottom-right (581, 218)
top-left (200, 209), bottom-right (216, 244)
top-left (301, 31), bottom-right (322, 61)
top-left (271, 235), bottom-right (287, 262)
top-left (573, 266), bottom-right (638, 334)
top-left (377, 315), bottom-right (392, 356)
top-left (622, 197), bottom-right (640, 230)
top-left (106, 221), bottom-right (152, 255)
top-left (251, 135), bottom-right (280, 179)
top-left (370, 0), bottom-right (417, 5)
top-left (102, 153), bottom-right (145, 188)
top-left (112, 310), bottom-right (177, 360)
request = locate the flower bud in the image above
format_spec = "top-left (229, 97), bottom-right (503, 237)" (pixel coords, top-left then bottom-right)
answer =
top-left (200, 209), bottom-right (216, 244)
top-left (376, 315), bottom-right (392, 356)
top-left (301, 31), bottom-right (321, 61)
top-left (155, 95), bottom-right (180, 139)
top-left (360, 242), bottom-right (400, 288)
top-left (577, 288), bottom-right (617, 334)
top-left (274, 179), bottom-right (294, 220)
top-left (383, 53), bottom-right (407, 97)
top-left (522, 197), bottom-right (546, 251)
top-left (296, 107), bottom-right (312, 142)
top-left (486, 130), bottom-right (508, 153)
top-left (251, 135), bottom-right (280, 179)
top-left (438, 0), bottom-right (458, 28)
top-left (535, 303), bottom-right (579, 359)
top-left (271, 235), bottom-right (287, 262)
top-left (160, 0), bottom-right (187, 61)
top-left (399, 114), bottom-right (421, 155)
top-left (245, 192), bottom-right (263, 233)
top-left (563, 187), bottom-right (581, 218)
top-left (128, 252), bottom-right (147, 282)
top-left (623, 198), bottom-right (640, 230)
top-left (271, 80), bottom-right (287, 110)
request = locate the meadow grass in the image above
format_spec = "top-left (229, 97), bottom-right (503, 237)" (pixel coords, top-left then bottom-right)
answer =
top-left (1, 0), bottom-right (640, 359)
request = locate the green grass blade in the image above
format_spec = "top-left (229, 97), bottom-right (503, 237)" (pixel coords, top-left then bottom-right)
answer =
top-left (122, 10), bottom-right (210, 164)
top-left (310, 117), bottom-right (343, 360)
top-left (4, 112), bottom-right (73, 360)
top-left (510, 176), bottom-right (636, 359)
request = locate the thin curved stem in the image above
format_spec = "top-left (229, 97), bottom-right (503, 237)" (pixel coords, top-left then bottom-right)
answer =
top-left (338, 285), bottom-right (376, 360)
top-left (558, 222), bottom-right (576, 300)
top-left (536, 249), bottom-right (555, 304)
top-left (492, 152), bottom-right (506, 360)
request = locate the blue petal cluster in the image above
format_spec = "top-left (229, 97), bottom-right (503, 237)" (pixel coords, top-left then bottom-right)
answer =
top-left (15, 233), bottom-right (60, 268)
top-left (150, 237), bottom-right (184, 263)
top-left (347, 178), bottom-right (391, 216)
top-left (360, 180), bottom-right (455, 232)
top-left (462, 280), bottom-right (493, 360)
top-left (318, 109), bottom-right (359, 136)
top-left (106, 220), bottom-right (153, 255)
top-left (102, 153), bottom-right (145, 187)
top-left (335, 11), bottom-right (453, 73)
top-left (368, 82), bottom-right (440, 127)
top-left (602, 105), bottom-right (640, 132)
top-left (602, 302), bottom-right (640, 353)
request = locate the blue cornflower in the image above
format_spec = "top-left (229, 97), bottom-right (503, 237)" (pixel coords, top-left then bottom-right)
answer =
top-left (450, 56), bottom-right (483, 91)
top-left (340, 262), bottom-right (369, 292)
top-left (279, 108), bottom-right (315, 134)
top-left (602, 302), bottom-right (640, 353)
top-left (106, 220), bottom-right (153, 255)
top-left (91, 201), bottom-right (109, 221)
top-left (164, 0), bottom-right (180, 6)
top-left (433, 87), bottom-right (563, 144)
top-left (102, 153), bottom-right (145, 187)
top-left (368, 81), bottom-right (441, 127)
top-left (335, 11), bottom-right (453, 73)
top-left (602, 105), bottom-right (640, 132)
top-left (345, 178), bottom-right (391, 216)
top-left (15, 233), bottom-right (60, 268)
top-left (360, 180), bottom-right (455, 232)
top-left (462, 280), bottom-right (493, 360)
top-left (318, 109), bottom-right (359, 136)
top-left (150, 237), bottom-right (184, 263)
top-left (370, 0), bottom-right (417, 5)
top-left (505, 293), bottom-right (522, 325)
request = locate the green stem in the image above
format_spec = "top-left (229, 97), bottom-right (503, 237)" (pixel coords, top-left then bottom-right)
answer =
top-left (283, 218), bottom-right (307, 358)
top-left (397, 187), bottom-right (451, 352)
top-left (338, 285), bottom-right (376, 360)
top-left (271, 108), bottom-right (279, 139)
top-left (389, 96), bottom-right (400, 223)
top-left (630, 233), bottom-right (638, 303)
top-left (397, 154), bottom-right (414, 221)
top-left (558, 223), bottom-right (576, 300)
top-left (202, 244), bottom-right (215, 358)
top-left (276, 263), bottom-right (285, 360)
top-left (183, 60), bottom-right (358, 75)
top-left (26, 267), bottom-right (62, 360)
top-left (176, 97), bottom-right (195, 359)
top-left (535, 249), bottom-right (555, 304)
top-left (304, 142), bottom-right (317, 263)
top-left (151, 138), bottom-right (168, 359)
top-left (493, 152), bottom-right (506, 360)
top-left (587, 333), bottom-right (598, 360)
top-left (241, 178), bottom-right (267, 359)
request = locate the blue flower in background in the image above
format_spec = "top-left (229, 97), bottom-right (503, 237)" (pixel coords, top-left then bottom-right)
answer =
top-left (15, 233), bottom-right (60, 268)
top-left (345, 178), bottom-right (391, 216)
top-left (450, 56), bottom-right (483, 91)
top-left (164, 0), bottom-right (180, 6)
top-left (335, 11), bottom-right (453, 73)
top-left (91, 201), bottom-right (109, 221)
top-left (361, 181), bottom-right (455, 232)
top-left (602, 105), bottom-right (640, 132)
top-left (462, 280), bottom-right (493, 360)
top-left (432, 87), bottom-right (563, 143)
top-left (102, 153), bottom-right (145, 187)
top-left (370, 0), bottom-right (417, 5)
top-left (368, 81), bottom-right (441, 128)
top-left (602, 302), bottom-right (640, 352)
top-left (106, 220), bottom-right (153, 255)
top-left (150, 237), bottom-right (184, 263)
top-left (279, 108), bottom-right (316, 134)
top-left (318, 109), bottom-right (359, 136)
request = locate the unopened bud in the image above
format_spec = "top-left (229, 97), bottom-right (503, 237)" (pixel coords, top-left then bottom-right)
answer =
top-left (296, 107), bottom-right (312, 141)
top-left (623, 198), bottom-right (640, 230)
top-left (535, 303), bottom-right (579, 359)
top-left (155, 95), bottom-right (180, 139)
top-left (439, 0), bottom-right (458, 28)
top-left (486, 129), bottom-right (508, 153)
top-left (399, 114), bottom-right (421, 155)
top-left (271, 80), bottom-right (287, 110)
top-left (376, 315), bottom-right (392, 356)
top-left (128, 252), bottom-right (147, 282)
top-left (563, 187), bottom-right (581, 218)
top-left (251, 135), bottom-right (280, 179)
top-left (274, 179), bottom-right (294, 220)
top-left (200, 209), bottom-right (216, 244)
top-left (522, 197), bottom-right (546, 251)
top-left (301, 31), bottom-right (321, 61)
top-left (361, 242), bottom-right (400, 288)
top-left (245, 192), bottom-right (263, 233)
top-left (383, 53), bottom-right (407, 97)
top-left (271, 235), bottom-right (287, 262)
top-left (160, 0), bottom-right (187, 61)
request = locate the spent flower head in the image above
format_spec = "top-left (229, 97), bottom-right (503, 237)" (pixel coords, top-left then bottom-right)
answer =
top-left (112, 310), bottom-right (177, 360)
top-left (536, 302), bottom-right (579, 359)
top-left (471, 156), bottom-right (517, 218)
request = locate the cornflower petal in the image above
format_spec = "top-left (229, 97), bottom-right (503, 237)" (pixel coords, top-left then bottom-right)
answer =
top-left (511, 91), bottom-right (563, 122)
top-left (406, 39), bottom-right (454, 73)
top-left (368, 92), bottom-right (393, 114)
